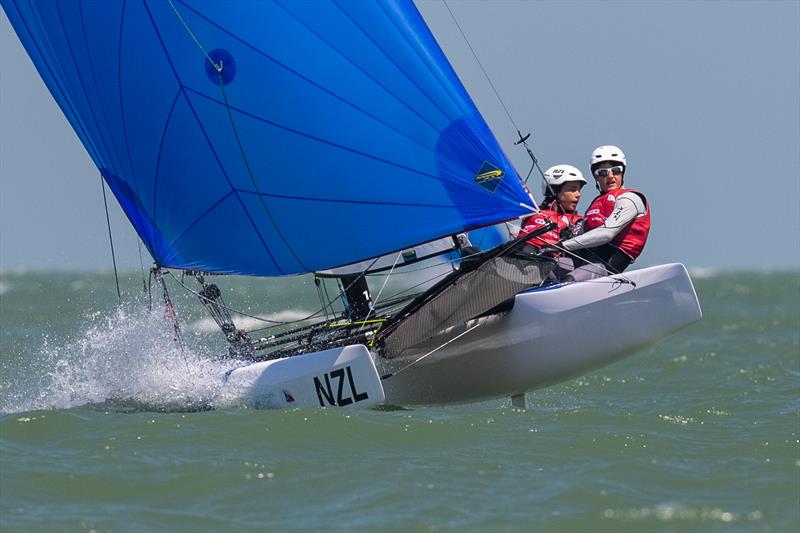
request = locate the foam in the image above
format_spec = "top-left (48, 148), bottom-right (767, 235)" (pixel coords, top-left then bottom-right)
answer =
top-left (1, 304), bottom-right (241, 413)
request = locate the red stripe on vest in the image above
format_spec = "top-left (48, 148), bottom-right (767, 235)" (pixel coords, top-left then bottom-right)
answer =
top-left (519, 208), bottom-right (582, 248)
top-left (583, 188), bottom-right (650, 259)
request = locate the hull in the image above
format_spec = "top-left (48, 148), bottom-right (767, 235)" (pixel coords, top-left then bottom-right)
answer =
top-left (223, 263), bottom-right (701, 408)
top-left (379, 263), bottom-right (701, 405)
top-left (222, 345), bottom-right (385, 409)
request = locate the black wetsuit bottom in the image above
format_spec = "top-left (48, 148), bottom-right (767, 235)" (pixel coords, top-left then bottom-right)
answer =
top-left (576, 244), bottom-right (633, 274)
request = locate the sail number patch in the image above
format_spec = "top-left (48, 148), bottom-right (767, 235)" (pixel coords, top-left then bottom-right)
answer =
top-left (313, 365), bottom-right (369, 407)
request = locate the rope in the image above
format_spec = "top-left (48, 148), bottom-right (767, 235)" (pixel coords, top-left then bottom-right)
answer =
top-left (215, 78), bottom-right (311, 272)
top-left (381, 321), bottom-right (482, 380)
top-left (163, 254), bottom-right (382, 333)
top-left (167, 0), bottom-right (220, 71)
top-left (442, 0), bottom-right (518, 132)
top-left (137, 240), bottom-right (148, 294)
top-left (165, 269), bottom-right (318, 326)
top-left (99, 175), bottom-right (121, 301)
top-left (357, 252), bottom-right (401, 335)
top-left (442, 1), bottom-right (550, 200)
top-left (167, 0), bottom-right (309, 273)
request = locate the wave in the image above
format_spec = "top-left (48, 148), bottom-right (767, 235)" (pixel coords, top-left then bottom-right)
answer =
top-left (187, 309), bottom-right (316, 333)
top-left (688, 266), bottom-right (723, 279)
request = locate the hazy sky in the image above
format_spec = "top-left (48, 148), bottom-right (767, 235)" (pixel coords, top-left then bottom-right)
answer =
top-left (1, 1), bottom-right (798, 272)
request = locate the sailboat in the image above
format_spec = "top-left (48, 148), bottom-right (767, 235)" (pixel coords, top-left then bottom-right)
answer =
top-left (4, 0), bottom-right (701, 409)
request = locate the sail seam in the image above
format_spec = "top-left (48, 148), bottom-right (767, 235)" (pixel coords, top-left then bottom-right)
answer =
top-left (142, 2), bottom-right (284, 274)
top-left (164, 0), bottom-right (311, 273)
top-left (166, 190), bottom-right (235, 251)
top-left (442, 0), bottom-right (521, 133)
top-left (166, 0), bottom-right (219, 70)
top-left (117, 0), bottom-right (141, 217)
top-left (11, 3), bottom-right (99, 170)
top-left (76, 0), bottom-right (129, 197)
top-left (376, 1), bottom-right (471, 119)
top-left (233, 189), bottom-right (452, 209)
top-left (215, 73), bottom-right (313, 273)
top-left (276, 0), bottom-right (447, 132)
top-left (53, 2), bottom-right (119, 190)
top-left (175, 0), bottom-right (440, 157)
top-left (332, 0), bottom-right (457, 126)
top-left (184, 87), bottom-right (475, 192)
top-left (151, 89), bottom-right (183, 223)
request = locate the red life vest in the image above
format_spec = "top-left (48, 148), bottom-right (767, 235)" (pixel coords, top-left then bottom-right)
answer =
top-left (583, 187), bottom-right (650, 259)
top-left (519, 202), bottom-right (582, 248)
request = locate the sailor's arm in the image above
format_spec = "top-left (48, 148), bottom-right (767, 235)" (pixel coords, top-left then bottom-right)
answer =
top-left (561, 192), bottom-right (645, 251)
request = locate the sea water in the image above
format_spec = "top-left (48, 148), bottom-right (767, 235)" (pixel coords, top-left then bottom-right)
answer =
top-left (1, 269), bottom-right (798, 532)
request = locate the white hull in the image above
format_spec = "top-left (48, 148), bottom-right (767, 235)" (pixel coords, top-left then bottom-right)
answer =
top-left (379, 263), bottom-right (701, 405)
top-left (223, 263), bottom-right (701, 408)
top-left (223, 345), bottom-right (385, 409)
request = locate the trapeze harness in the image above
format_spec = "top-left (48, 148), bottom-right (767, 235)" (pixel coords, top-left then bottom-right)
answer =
top-left (563, 188), bottom-right (650, 273)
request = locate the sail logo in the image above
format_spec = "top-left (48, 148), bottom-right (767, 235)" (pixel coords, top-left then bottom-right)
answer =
top-left (313, 366), bottom-right (369, 407)
top-left (475, 162), bottom-right (505, 192)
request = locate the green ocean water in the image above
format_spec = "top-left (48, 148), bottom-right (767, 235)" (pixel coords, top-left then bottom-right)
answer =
top-left (0, 269), bottom-right (798, 532)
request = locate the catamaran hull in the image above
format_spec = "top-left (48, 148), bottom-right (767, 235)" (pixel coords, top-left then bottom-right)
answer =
top-left (223, 263), bottom-right (700, 408)
top-left (379, 263), bottom-right (701, 405)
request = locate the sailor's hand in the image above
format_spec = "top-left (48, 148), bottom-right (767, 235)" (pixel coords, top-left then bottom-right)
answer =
top-left (538, 246), bottom-right (560, 256)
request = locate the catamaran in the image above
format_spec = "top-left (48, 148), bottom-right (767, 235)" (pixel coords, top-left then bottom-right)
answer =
top-left (3, 0), bottom-right (701, 409)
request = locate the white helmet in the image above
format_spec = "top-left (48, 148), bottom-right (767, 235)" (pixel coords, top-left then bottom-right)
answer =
top-left (590, 145), bottom-right (627, 169)
top-left (542, 164), bottom-right (587, 195)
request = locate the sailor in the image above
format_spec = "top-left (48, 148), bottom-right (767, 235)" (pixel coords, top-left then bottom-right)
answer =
top-left (560, 145), bottom-right (650, 274)
top-left (518, 164), bottom-right (586, 251)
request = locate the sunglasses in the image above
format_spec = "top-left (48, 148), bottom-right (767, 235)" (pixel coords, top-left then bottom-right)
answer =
top-left (593, 166), bottom-right (624, 178)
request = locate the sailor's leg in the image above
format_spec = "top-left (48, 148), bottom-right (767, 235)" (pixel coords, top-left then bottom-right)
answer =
top-left (568, 263), bottom-right (609, 281)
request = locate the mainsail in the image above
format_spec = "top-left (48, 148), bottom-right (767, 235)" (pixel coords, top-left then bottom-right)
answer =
top-left (4, 0), bottom-right (532, 276)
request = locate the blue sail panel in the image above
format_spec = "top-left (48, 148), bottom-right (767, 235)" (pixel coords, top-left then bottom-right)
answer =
top-left (3, 0), bottom-right (533, 276)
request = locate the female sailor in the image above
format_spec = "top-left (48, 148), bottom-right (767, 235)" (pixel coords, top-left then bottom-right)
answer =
top-left (519, 163), bottom-right (586, 250)
top-left (518, 164), bottom-right (586, 279)
top-left (560, 145), bottom-right (650, 274)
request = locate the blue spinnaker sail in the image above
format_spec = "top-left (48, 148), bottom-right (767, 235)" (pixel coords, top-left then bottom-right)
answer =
top-left (4, 0), bottom-right (532, 276)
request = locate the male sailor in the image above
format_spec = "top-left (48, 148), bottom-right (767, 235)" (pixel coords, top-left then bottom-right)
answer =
top-left (559, 145), bottom-right (650, 274)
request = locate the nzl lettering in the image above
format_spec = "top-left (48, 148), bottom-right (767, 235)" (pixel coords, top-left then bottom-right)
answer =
top-left (313, 366), bottom-right (369, 407)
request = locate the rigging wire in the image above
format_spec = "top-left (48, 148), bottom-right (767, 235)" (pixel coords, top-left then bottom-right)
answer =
top-left (356, 252), bottom-right (402, 335)
top-left (442, 2), bottom-right (636, 277)
top-left (137, 240), bottom-right (148, 294)
top-left (166, 0), bottom-right (218, 68)
top-left (161, 1), bottom-right (633, 360)
top-left (441, 0), bottom-right (548, 192)
top-left (99, 175), bottom-right (121, 302)
top-left (442, 0), bottom-right (517, 132)
top-left (381, 321), bottom-right (482, 380)
top-left (163, 255), bottom-right (383, 333)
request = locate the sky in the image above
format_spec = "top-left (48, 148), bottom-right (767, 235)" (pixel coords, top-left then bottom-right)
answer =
top-left (1, 1), bottom-right (798, 272)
